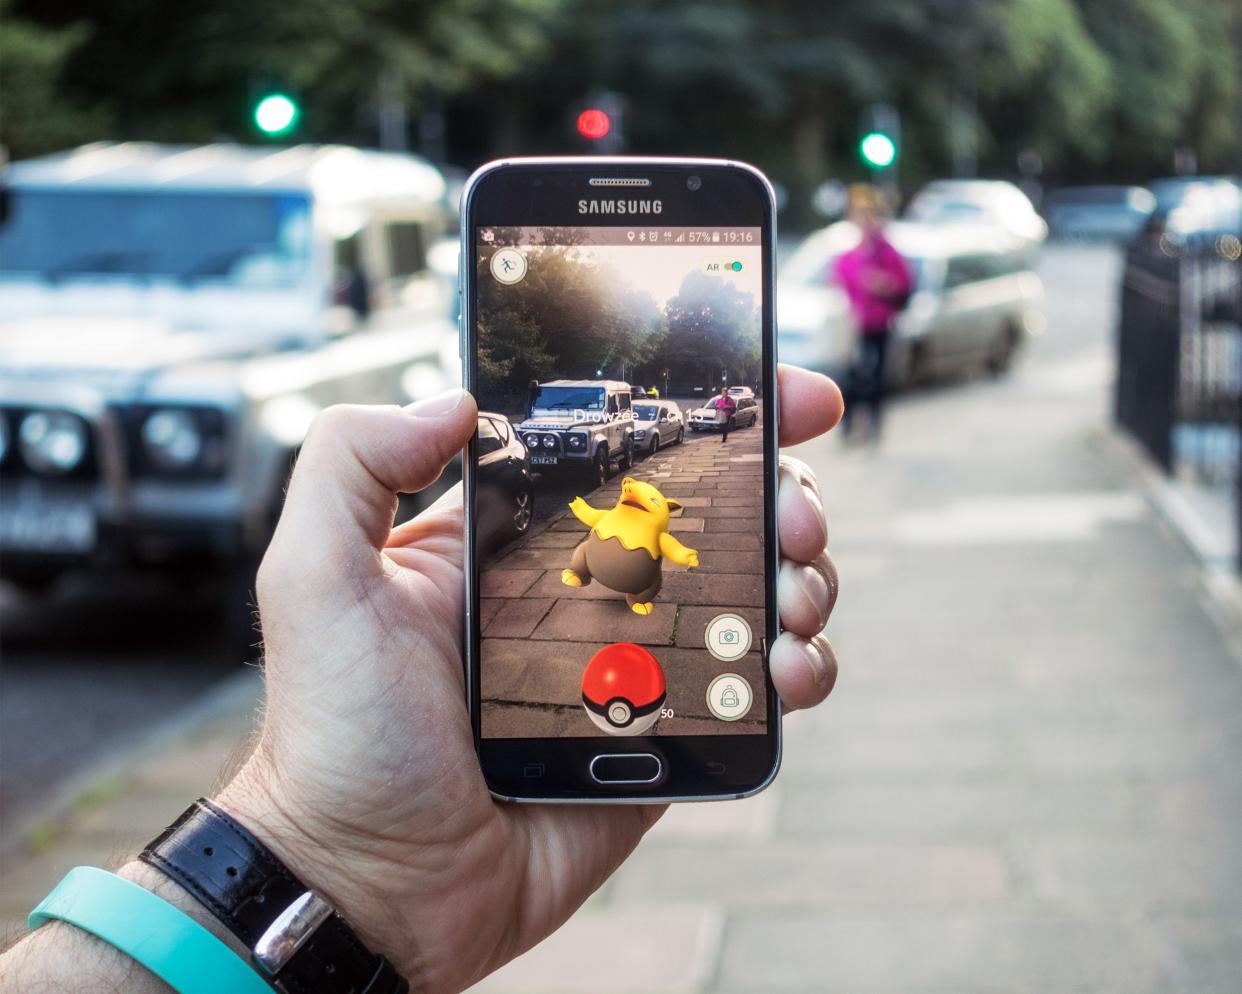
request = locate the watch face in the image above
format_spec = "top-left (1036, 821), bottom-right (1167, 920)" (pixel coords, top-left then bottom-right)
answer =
top-left (464, 160), bottom-right (781, 800)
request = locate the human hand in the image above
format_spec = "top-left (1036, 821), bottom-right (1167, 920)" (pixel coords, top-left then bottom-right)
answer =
top-left (216, 363), bottom-right (844, 993)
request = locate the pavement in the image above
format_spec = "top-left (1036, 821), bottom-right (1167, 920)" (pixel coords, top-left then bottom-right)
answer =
top-left (481, 421), bottom-right (767, 738)
top-left (4, 244), bottom-right (1242, 990)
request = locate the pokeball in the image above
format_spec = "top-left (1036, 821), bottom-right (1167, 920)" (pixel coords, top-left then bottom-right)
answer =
top-left (581, 642), bottom-right (666, 736)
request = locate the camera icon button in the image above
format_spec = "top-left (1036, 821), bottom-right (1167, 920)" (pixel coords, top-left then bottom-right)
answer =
top-left (705, 613), bottom-right (752, 662)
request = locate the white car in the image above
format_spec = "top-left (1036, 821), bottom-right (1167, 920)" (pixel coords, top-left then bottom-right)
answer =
top-left (777, 220), bottom-right (1044, 386)
top-left (688, 395), bottom-right (759, 432)
top-left (0, 142), bottom-right (457, 609)
top-left (726, 386), bottom-right (755, 400)
top-left (630, 400), bottom-right (685, 456)
top-left (777, 224), bottom-right (861, 378)
top-left (905, 179), bottom-right (1047, 259)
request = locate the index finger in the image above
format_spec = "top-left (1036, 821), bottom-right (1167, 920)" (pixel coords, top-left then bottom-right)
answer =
top-left (777, 363), bottom-right (844, 447)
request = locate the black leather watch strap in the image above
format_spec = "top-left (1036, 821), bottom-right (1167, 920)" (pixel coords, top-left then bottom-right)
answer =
top-left (141, 798), bottom-right (407, 994)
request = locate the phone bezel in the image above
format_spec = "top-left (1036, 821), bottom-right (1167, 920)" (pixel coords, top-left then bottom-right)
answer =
top-left (461, 157), bottom-right (781, 802)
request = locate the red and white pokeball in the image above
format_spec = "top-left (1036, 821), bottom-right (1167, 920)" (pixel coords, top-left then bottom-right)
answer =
top-left (581, 642), bottom-right (666, 736)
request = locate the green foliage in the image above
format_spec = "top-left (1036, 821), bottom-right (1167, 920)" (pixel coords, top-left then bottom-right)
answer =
top-left (661, 271), bottom-right (761, 388)
top-left (4, 0), bottom-right (563, 152)
top-left (0, 1), bottom-right (107, 154)
top-left (476, 247), bottom-right (664, 405)
top-left (2, 0), bottom-right (1237, 187)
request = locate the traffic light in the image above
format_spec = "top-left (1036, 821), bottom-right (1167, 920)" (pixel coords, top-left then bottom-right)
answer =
top-left (574, 92), bottom-right (624, 153)
top-left (858, 103), bottom-right (901, 177)
top-left (253, 93), bottom-right (299, 137)
top-left (859, 132), bottom-right (897, 169)
top-left (576, 108), bottom-right (612, 141)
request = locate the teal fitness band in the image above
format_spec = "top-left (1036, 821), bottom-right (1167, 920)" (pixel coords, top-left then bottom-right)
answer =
top-left (29, 866), bottom-right (272, 994)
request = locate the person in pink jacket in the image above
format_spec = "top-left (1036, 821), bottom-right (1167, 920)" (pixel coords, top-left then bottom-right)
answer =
top-left (832, 185), bottom-right (913, 439)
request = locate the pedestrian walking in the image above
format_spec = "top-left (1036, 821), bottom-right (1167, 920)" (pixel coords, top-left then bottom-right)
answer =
top-left (715, 385), bottom-right (737, 443)
top-left (524, 379), bottom-right (539, 420)
top-left (833, 184), bottom-right (912, 439)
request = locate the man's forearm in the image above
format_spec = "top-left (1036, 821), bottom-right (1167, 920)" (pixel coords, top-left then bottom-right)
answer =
top-left (0, 861), bottom-right (251, 993)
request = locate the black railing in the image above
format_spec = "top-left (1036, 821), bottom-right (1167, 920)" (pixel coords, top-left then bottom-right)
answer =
top-left (1115, 234), bottom-right (1242, 566)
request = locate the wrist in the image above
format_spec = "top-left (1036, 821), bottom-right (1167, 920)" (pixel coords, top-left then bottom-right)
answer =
top-left (209, 758), bottom-right (414, 980)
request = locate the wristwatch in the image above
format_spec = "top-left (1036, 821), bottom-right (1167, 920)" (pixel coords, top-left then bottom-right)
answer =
top-left (141, 798), bottom-right (408, 994)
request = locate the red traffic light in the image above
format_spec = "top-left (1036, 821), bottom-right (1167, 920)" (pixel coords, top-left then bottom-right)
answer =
top-left (576, 108), bottom-right (611, 140)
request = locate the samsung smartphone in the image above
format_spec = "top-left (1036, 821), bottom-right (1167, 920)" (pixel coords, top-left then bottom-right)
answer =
top-left (461, 157), bottom-right (778, 802)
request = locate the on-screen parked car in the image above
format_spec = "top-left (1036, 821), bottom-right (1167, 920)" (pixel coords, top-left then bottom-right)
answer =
top-left (1043, 185), bottom-right (1156, 242)
top-left (0, 142), bottom-right (458, 628)
top-left (631, 400), bottom-right (684, 456)
top-left (514, 379), bottom-right (635, 488)
top-left (475, 412), bottom-right (534, 557)
top-left (688, 394), bottom-right (759, 432)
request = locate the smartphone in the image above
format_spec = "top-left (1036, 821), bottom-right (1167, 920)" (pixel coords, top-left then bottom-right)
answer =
top-left (461, 157), bottom-right (779, 802)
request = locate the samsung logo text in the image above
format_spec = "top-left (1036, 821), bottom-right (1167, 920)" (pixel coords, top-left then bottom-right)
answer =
top-left (578, 199), bottom-right (663, 215)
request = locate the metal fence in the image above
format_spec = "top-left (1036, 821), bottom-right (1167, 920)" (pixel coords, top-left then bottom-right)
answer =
top-left (1115, 234), bottom-right (1242, 565)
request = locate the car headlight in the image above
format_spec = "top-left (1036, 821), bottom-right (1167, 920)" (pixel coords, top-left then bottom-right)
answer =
top-left (523, 432), bottom-right (540, 448)
top-left (566, 433), bottom-right (586, 450)
top-left (541, 434), bottom-right (556, 449)
top-left (633, 429), bottom-right (646, 438)
top-left (142, 409), bottom-right (204, 471)
top-left (19, 411), bottom-right (88, 474)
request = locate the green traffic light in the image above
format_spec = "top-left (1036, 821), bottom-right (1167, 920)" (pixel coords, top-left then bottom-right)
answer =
top-left (859, 131), bottom-right (897, 169)
top-left (254, 93), bottom-right (299, 136)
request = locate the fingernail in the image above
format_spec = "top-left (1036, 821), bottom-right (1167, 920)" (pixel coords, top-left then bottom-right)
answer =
top-left (406, 388), bottom-right (467, 419)
top-left (781, 561), bottom-right (829, 630)
top-left (806, 636), bottom-right (832, 687)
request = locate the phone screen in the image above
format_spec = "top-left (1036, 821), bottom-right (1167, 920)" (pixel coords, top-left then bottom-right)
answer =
top-left (472, 222), bottom-right (767, 742)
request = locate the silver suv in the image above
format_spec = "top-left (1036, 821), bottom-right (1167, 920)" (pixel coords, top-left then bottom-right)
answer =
top-left (0, 143), bottom-right (458, 633)
top-left (515, 380), bottom-right (635, 487)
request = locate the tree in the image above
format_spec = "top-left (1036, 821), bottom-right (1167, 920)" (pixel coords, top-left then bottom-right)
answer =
top-left (658, 270), bottom-right (760, 389)
top-left (4, 0), bottom-right (564, 156)
top-left (0, 0), bottom-right (107, 155)
top-left (475, 246), bottom-right (663, 407)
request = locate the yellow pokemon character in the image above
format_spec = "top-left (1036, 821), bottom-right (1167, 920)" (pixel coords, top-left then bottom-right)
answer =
top-left (561, 477), bottom-right (700, 615)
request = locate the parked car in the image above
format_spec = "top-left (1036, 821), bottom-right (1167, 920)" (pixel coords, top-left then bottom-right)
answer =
top-left (688, 395), bottom-right (759, 432)
top-left (888, 222), bottom-right (1044, 384)
top-left (0, 142), bottom-right (457, 614)
top-left (515, 379), bottom-right (635, 487)
top-left (726, 386), bottom-right (755, 400)
top-left (777, 223), bottom-right (862, 379)
top-left (1150, 177), bottom-right (1242, 246)
top-left (777, 220), bottom-right (1043, 386)
top-left (476, 412), bottom-right (534, 557)
top-left (631, 400), bottom-right (685, 456)
top-left (905, 179), bottom-right (1047, 259)
top-left (1043, 185), bottom-right (1156, 242)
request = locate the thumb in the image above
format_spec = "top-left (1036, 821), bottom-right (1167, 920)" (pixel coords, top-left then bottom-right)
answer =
top-left (267, 389), bottom-right (477, 579)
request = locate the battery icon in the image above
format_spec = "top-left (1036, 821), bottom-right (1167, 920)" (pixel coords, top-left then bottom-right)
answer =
top-left (711, 232), bottom-right (720, 243)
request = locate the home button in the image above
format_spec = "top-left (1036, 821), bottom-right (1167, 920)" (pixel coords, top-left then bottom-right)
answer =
top-left (589, 753), bottom-right (663, 785)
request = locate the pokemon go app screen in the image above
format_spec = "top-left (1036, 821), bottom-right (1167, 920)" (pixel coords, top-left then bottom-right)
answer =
top-left (475, 225), bottom-right (766, 739)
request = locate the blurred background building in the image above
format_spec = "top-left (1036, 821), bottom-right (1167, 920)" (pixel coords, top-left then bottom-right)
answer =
top-left (2, 0), bottom-right (1241, 990)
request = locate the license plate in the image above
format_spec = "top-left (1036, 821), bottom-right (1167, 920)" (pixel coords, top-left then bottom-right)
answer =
top-left (530, 455), bottom-right (559, 466)
top-left (0, 501), bottom-right (96, 553)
